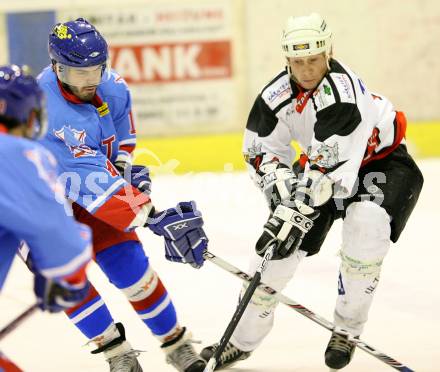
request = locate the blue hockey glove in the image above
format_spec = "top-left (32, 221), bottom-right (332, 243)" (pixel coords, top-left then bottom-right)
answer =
top-left (147, 201), bottom-right (208, 268)
top-left (115, 162), bottom-right (152, 195)
top-left (34, 274), bottom-right (90, 313)
top-left (129, 165), bottom-right (152, 194)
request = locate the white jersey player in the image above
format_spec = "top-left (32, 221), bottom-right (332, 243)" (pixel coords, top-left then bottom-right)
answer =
top-left (201, 13), bottom-right (424, 370)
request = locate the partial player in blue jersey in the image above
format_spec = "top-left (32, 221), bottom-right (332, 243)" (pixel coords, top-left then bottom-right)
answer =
top-left (0, 64), bottom-right (92, 371)
top-left (38, 18), bottom-right (208, 372)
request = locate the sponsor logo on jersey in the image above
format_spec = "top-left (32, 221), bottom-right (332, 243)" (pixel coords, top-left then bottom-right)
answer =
top-left (331, 73), bottom-right (355, 104)
top-left (296, 90), bottom-right (313, 113)
top-left (54, 126), bottom-right (97, 158)
top-left (266, 80), bottom-right (291, 105)
top-left (308, 142), bottom-right (339, 168)
top-left (313, 78), bottom-right (336, 112)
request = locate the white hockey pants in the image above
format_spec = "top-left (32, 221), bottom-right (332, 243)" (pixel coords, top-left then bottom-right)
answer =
top-left (231, 201), bottom-right (390, 351)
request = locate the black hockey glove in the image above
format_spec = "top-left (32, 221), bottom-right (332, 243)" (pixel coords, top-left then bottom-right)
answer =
top-left (256, 200), bottom-right (319, 260)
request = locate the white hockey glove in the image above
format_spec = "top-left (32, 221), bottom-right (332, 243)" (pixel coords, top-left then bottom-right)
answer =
top-left (256, 160), bottom-right (298, 211)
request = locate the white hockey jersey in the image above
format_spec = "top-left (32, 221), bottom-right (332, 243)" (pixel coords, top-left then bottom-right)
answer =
top-left (243, 59), bottom-right (406, 198)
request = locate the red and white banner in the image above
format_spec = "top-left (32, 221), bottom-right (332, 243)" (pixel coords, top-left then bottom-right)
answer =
top-left (110, 40), bottom-right (232, 84)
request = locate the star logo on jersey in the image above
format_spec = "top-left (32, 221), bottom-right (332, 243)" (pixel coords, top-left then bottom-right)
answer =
top-left (54, 126), bottom-right (97, 158)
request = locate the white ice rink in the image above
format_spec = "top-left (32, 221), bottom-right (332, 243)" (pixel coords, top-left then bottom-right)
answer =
top-left (1, 159), bottom-right (439, 372)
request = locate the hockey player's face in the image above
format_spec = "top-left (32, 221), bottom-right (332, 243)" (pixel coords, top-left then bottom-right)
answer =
top-left (55, 63), bottom-right (102, 101)
top-left (288, 53), bottom-right (328, 90)
top-left (69, 85), bottom-right (97, 101)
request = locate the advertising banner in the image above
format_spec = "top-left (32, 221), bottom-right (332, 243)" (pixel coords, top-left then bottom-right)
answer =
top-left (59, 1), bottom-right (244, 136)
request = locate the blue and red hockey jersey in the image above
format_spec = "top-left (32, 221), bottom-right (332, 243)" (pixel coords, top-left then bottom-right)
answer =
top-left (0, 134), bottom-right (91, 290)
top-left (38, 68), bottom-right (150, 231)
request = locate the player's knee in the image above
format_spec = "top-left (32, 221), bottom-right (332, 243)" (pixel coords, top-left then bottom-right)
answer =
top-left (341, 201), bottom-right (391, 277)
top-left (96, 241), bottom-right (149, 288)
top-left (242, 284), bottom-right (278, 313)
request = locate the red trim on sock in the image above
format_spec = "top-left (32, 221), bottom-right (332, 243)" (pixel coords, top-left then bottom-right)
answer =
top-left (130, 279), bottom-right (167, 312)
top-left (65, 284), bottom-right (99, 316)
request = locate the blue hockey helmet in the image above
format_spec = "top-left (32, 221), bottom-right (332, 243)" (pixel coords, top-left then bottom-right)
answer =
top-left (48, 18), bottom-right (110, 87)
top-left (0, 65), bottom-right (46, 139)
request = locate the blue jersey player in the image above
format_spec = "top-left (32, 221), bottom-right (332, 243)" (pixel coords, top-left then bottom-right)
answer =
top-left (38, 19), bottom-right (208, 372)
top-left (0, 64), bottom-right (92, 371)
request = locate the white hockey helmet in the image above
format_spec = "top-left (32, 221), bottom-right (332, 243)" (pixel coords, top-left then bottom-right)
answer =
top-left (281, 13), bottom-right (332, 58)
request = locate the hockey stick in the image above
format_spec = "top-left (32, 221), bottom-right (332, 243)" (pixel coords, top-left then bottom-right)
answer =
top-left (0, 302), bottom-right (39, 342)
top-left (203, 250), bottom-right (414, 372)
top-left (203, 246), bottom-right (274, 372)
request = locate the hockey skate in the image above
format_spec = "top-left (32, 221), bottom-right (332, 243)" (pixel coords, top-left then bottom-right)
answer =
top-left (161, 327), bottom-right (206, 372)
top-left (91, 323), bottom-right (143, 372)
top-left (106, 347), bottom-right (142, 372)
top-left (325, 332), bottom-right (357, 370)
top-left (200, 341), bottom-right (251, 370)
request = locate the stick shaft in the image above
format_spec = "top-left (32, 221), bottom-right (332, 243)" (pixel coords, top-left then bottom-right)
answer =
top-left (203, 250), bottom-right (414, 372)
top-left (0, 303), bottom-right (39, 341)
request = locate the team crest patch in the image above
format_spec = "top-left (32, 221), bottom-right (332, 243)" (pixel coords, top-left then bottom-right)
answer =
top-left (245, 140), bottom-right (263, 158)
top-left (244, 140), bottom-right (266, 169)
top-left (308, 143), bottom-right (339, 168)
top-left (54, 126), bottom-right (97, 158)
top-left (244, 140), bottom-right (264, 161)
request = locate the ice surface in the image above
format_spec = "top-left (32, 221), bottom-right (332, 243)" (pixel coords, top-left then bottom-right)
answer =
top-left (1, 159), bottom-right (438, 371)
